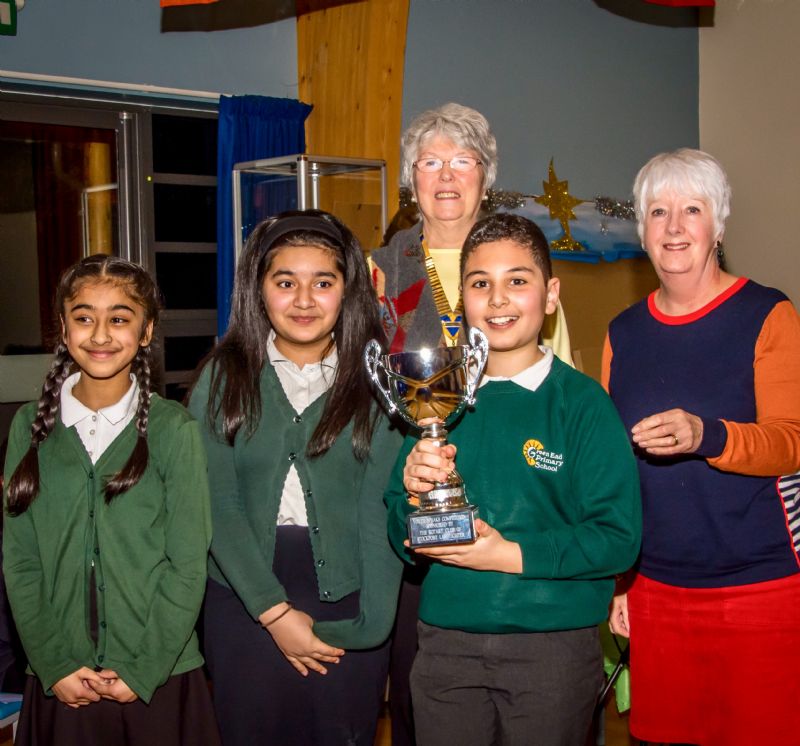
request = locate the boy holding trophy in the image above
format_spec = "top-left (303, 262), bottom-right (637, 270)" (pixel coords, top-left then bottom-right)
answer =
top-left (384, 213), bottom-right (642, 746)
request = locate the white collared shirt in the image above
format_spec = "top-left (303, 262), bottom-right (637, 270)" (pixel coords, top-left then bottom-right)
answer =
top-left (60, 372), bottom-right (139, 464)
top-left (267, 332), bottom-right (338, 526)
top-left (479, 346), bottom-right (554, 393)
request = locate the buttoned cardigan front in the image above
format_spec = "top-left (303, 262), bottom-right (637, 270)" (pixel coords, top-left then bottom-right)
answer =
top-left (189, 362), bottom-right (403, 650)
top-left (2, 396), bottom-right (212, 703)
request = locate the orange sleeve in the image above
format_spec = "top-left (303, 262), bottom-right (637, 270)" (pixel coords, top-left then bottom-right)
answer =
top-left (709, 300), bottom-right (800, 475)
top-left (600, 332), bottom-right (613, 394)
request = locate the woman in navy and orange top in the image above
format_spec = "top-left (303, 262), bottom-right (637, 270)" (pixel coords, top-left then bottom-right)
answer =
top-left (604, 148), bottom-right (800, 746)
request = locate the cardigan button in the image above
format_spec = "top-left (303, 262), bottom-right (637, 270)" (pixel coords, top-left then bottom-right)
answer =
top-left (288, 452), bottom-right (297, 461)
top-left (311, 526), bottom-right (319, 534)
top-left (100, 621), bottom-right (107, 629)
top-left (88, 472), bottom-right (94, 480)
top-left (98, 585), bottom-right (105, 592)
top-left (293, 415), bottom-right (302, 423)
top-left (306, 489), bottom-right (313, 498)
top-left (98, 655), bottom-right (104, 663)
top-left (317, 559), bottom-right (325, 567)
top-left (94, 548), bottom-right (100, 555)
top-left (323, 590), bottom-right (331, 598)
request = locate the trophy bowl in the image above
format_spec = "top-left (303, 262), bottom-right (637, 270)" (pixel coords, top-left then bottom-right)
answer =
top-left (365, 327), bottom-right (488, 547)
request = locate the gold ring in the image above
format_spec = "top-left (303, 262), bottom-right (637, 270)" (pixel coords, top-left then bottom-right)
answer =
top-left (672, 434), bottom-right (679, 446)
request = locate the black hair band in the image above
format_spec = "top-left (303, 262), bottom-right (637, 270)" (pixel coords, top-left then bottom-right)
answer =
top-left (260, 213), bottom-right (343, 250)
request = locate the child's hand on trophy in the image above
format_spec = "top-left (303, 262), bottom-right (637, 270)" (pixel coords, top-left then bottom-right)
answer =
top-left (405, 519), bottom-right (523, 574)
top-left (404, 436), bottom-right (457, 495)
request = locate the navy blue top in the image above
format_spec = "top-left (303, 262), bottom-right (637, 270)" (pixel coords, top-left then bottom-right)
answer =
top-left (608, 279), bottom-right (800, 588)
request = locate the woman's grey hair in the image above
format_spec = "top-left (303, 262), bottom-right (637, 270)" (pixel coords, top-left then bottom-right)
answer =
top-left (633, 148), bottom-right (731, 242)
top-left (400, 102), bottom-right (498, 190)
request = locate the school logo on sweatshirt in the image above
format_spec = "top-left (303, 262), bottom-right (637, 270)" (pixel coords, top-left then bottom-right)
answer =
top-left (523, 438), bottom-right (564, 473)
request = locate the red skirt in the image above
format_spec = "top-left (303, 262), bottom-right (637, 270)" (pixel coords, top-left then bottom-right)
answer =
top-left (628, 573), bottom-right (800, 746)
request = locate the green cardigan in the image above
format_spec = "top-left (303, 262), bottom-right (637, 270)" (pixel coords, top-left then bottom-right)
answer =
top-left (2, 395), bottom-right (212, 703)
top-left (386, 358), bottom-right (642, 633)
top-left (189, 363), bottom-right (403, 649)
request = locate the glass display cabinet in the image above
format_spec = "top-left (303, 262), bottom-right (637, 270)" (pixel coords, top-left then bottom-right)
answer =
top-left (232, 154), bottom-right (387, 260)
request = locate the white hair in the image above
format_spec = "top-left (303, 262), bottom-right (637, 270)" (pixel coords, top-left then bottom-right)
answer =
top-left (400, 102), bottom-right (498, 190)
top-left (633, 148), bottom-right (731, 241)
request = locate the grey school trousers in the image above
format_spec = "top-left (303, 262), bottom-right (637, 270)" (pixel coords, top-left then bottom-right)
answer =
top-left (410, 621), bottom-right (604, 746)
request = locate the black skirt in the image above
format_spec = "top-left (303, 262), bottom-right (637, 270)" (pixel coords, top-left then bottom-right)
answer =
top-left (204, 525), bottom-right (390, 746)
top-left (15, 667), bottom-right (221, 746)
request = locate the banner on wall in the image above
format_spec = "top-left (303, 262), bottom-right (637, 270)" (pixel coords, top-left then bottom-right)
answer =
top-left (160, 0), bottom-right (219, 7)
top-left (645, 0), bottom-right (714, 5)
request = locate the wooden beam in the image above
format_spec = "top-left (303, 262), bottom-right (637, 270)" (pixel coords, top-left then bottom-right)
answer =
top-left (297, 0), bottom-right (409, 247)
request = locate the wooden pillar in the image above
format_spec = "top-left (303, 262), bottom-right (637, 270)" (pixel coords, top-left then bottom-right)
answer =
top-left (84, 141), bottom-right (114, 255)
top-left (296, 0), bottom-right (409, 249)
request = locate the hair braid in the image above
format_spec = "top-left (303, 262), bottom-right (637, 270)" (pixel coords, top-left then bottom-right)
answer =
top-left (132, 346), bottom-right (152, 441)
top-left (6, 254), bottom-right (162, 514)
top-left (103, 347), bottom-right (152, 502)
top-left (6, 344), bottom-right (73, 515)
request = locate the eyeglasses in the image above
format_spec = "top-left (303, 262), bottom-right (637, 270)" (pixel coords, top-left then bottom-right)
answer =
top-left (413, 156), bottom-right (483, 174)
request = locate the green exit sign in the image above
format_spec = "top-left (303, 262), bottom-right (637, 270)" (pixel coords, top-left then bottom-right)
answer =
top-left (0, 0), bottom-right (17, 36)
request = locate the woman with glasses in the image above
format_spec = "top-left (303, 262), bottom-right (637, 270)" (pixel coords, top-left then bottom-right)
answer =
top-left (370, 102), bottom-right (573, 746)
top-left (373, 102), bottom-right (572, 359)
top-left (372, 103), bottom-right (495, 353)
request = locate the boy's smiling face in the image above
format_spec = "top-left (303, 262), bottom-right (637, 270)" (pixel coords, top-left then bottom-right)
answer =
top-left (462, 239), bottom-right (560, 377)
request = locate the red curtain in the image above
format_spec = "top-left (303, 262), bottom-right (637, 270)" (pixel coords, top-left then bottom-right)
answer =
top-left (31, 126), bottom-right (116, 343)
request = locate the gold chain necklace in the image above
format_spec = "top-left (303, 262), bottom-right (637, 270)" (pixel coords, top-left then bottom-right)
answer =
top-left (421, 236), bottom-right (463, 347)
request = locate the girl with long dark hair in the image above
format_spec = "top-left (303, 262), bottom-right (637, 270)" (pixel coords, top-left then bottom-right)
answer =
top-left (189, 210), bottom-right (402, 745)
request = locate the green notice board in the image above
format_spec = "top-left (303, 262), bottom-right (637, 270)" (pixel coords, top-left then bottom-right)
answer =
top-left (0, 0), bottom-right (17, 36)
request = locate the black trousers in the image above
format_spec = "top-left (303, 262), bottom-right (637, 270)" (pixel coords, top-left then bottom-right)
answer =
top-left (388, 565), bottom-right (426, 746)
top-left (411, 622), bottom-right (604, 746)
top-left (204, 526), bottom-right (390, 746)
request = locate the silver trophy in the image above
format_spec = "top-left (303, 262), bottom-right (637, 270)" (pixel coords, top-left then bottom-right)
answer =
top-left (365, 327), bottom-right (489, 547)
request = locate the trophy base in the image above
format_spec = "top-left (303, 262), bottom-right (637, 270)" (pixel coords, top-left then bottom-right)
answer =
top-left (407, 505), bottom-right (478, 548)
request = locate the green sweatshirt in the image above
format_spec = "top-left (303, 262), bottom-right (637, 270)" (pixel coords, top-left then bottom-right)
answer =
top-left (2, 396), bottom-right (211, 703)
top-left (189, 363), bottom-right (403, 649)
top-left (386, 357), bottom-right (642, 633)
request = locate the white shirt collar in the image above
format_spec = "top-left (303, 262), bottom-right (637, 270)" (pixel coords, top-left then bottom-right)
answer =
top-left (266, 330), bottom-right (338, 371)
top-left (61, 372), bottom-right (139, 427)
top-left (479, 346), bottom-right (554, 393)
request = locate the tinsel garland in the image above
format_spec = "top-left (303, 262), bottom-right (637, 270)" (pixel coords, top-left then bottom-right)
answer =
top-left (594, 196), bottom-right (635, 221)
top-left (398, 189), bottom-right (635, 221)
top-left (484, 190), bottom-right (527, 212)
top-left (398, 187), bottom-right (526, 211)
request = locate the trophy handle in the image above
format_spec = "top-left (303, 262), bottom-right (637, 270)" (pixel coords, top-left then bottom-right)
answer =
top-left (364, 339), bottom-right (398, 416)
top-left (463, 327), bottom-right (489, 406)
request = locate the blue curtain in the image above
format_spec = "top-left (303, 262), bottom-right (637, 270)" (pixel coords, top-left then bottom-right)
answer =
top-left (216, 95), bottom-right (313, 337)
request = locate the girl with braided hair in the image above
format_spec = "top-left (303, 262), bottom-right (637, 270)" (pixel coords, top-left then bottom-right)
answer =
top-left (2, 255), bottom-right (220, 746)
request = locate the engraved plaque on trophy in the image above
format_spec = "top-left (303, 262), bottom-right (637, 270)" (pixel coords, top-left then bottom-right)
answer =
top-left (365, 328), bottom-right (488, 547)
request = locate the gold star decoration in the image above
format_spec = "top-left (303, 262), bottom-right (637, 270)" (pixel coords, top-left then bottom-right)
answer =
top-left (533, 159), bottom-right (585, 251)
